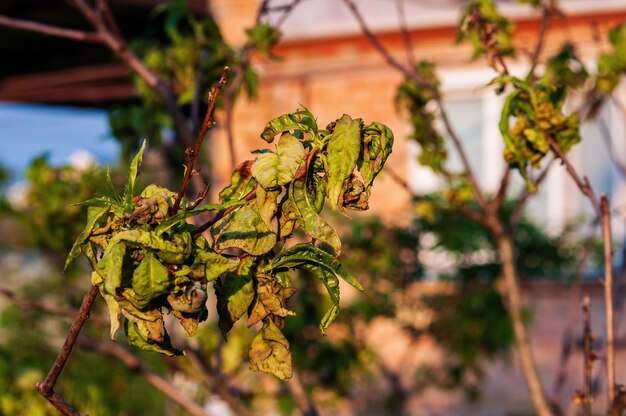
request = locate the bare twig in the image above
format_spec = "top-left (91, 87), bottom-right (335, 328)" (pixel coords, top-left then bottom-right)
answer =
top-left (274, 0), bottom-right (304, 28)
top-left (528, 0), bottom-right (558, 81)
top-left (79, 337), bottom-right (207, 416)
top-left (183, 345), bottom-right (249, 416)
top-left (492, 166), bottom-right (511, 212)
top-left (0, 287), bottom-right (108, 327)
top-left (0, 15), bottom-right (101, 43)
top-left (394, 0), bottom-right (416, 69)
top-left (286, 368), bottom-right (319, 416)
top-left (172, 67), bottom-right (230, 214)
top-left (610, 385), bottom-right (626, 416)
top-left (36, 285), bottom-right (99, 415)
top-left (510, 159), bottom-right (554, 229)
top-left (550, 223), bottom-right (594, 405)
top-left (581, 295), bottom-right (594, 416)
top-left (547, 136), bottom-right (600, 218)
top-left (601, 195), bottom-right (616, 405)
top-left (341, 0), bottom-right (412, 79)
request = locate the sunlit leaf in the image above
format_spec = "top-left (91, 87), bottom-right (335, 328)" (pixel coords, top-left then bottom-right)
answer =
top-left (249, 318), bottom-right (292, 380)
top-left (325, 115), bottom-right (362, 210)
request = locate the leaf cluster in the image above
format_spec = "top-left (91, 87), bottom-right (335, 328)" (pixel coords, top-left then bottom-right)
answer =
top-left (497, 75), bottom-right (581, 189)
top-left (458, 0), bottom-right (514, 63)
top-left (396, 61), bottom-right (447, 173)
top-left (68, 110), bottom-right (393, 380)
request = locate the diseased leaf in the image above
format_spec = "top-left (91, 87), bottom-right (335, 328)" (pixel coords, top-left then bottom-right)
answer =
top-left (212, 204), bottom-right (277, 256)
top-left (125, 320), bottom-right (183, 357)
top-left (131, 252), bottom-right (171, 309)
top-left (98, 287), bottom-right (122, 340)
top-left (290, 180), bottom-right (341, 254)
top-left (260, 111), bottom-right (317, 143)
top-left (96, 241), bottom-right (126, 296)
top-left (220, 160), bottom-right (256, 203)
top-left (249, 318), bottom-right (292, 380)
top-left (66, 205), bottom-right (111, 270)
top-left (155, 199), bottom-right (246, 236)
top-left (216, 257), bottom-right (256, 336)
top-left (110, 229), bottom-right (191, 264)
top-left (325, 114), bottom-right (362, 210)
top-left (358, 122), bottom-right (394, 189)
top-left (248, 274), bottom-right (296, 326)
top-left (251, 133), bottom-right (305, 190)
top-left (256, 186), bottom-right (280, 234)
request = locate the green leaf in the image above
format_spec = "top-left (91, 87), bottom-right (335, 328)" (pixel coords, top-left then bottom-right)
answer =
top-left (267, 243), bottom-right (363, 291)
top-left (256, 186), bottom-right (280, 234)
top-left (251, 133), bottom-right (305, 189)
top-left (249, 318), bottom-right (292, 380)
top-left (216, 257), bottom-right (255, 336)
top-left (326, 115), bottom-right (362, 210)
top-left (65, 205), bottom-right (111, 270)
top-left (260, 111), bottom-right (317, 143)
top-left (131, 252), bottom-right (172, 309)
top-left (96, 241), bottom-right (127, 296)
top-left (302, 264), bottom-right (340, 334)
top-left (212, 204), bottom-right (277, 256)
top-left (123, 139), bottom-right (147, 212)
top-left (125, 320), bottom-right (183, 357)
top-left (197, 250), bottom-right (239, 282)
top-left (110, 229), bottom-right (191, 264)
top-left (290, 180), bottom-right (341, 255)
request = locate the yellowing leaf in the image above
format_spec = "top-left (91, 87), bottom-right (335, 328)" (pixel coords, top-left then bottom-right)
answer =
top-left (212, 204), bottom-right (277, 256)
top-left (251, 133), bottom-right (305, 189)
top-left (249, 318), bottom-right (292, 380)
top-left (96, 241), bottom-right (126, 296)
top-left (326, 115), bottom-right (362, 210)
top-left (216, 257), bottom-right (256, 336)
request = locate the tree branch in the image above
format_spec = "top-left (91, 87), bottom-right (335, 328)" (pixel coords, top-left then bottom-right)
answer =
top-left (601, 195), bottom-right (616, 405)
top-left (510, 158), bottom-right (554, 229)
top-left (36, 285), bottom-right (99, 415)
top-left (0, 15), bottom-right (101, 43)
top-left (394, 0), bottom-right (416, 70)
top-left (79, 337), bottom-right (208, 416)
top-left (581, 295), bottom-right (594, 416)
top-left (172, 66), bottom-right (229, 214)
top-left (286, 368), bottom-right (319, 416)
top-left (528, 0), bottom-right (559, 81)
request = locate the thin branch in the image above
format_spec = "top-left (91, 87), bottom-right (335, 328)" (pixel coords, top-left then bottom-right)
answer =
top-left (491, 166), bottom-right (511, 213)
top-left (341, 0), bottom-right (412, 79)
top-left (172, 67), bottom-right (230, 214)
top-left (436, 96), bottom-right (489, 211)
top-left (79, 337), bottom-right (207, 416)
top-left (510, 158), bottom-right (554, 229)
top-left (394, 0), bottom-right (416, 69)
top-left (601, 194), bottom-right (616, 405)
top-left (286, 368), bottom-right (319, 416)
top-left (64, 0), bottom-right (196, 150)
top-left (0, 287), bottom-right (109, 327)
top-left (36, 285), bottom-right (99, 415)
top-left (274, 0), bottom-right (304, 28)
top-left (528, 0), bottom-right (558, 81)
top-left (0, 14), bottom-right (101, 43)
top-left (581, 295), bottom-right (594, 416)
top-left (610, 385), bottom-right (626, 416)
top-left (598, 115), bottom-right (626, 179)
top-left (183, 345), bottom-right (249, 416)
top-left (550, 224), bottom-right (594, 404)
top-left (547, 136), bottom-right (600, 218)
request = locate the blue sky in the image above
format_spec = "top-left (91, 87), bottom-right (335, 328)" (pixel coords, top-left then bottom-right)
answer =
top-left (0, 103), bottom-right (120, 183)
